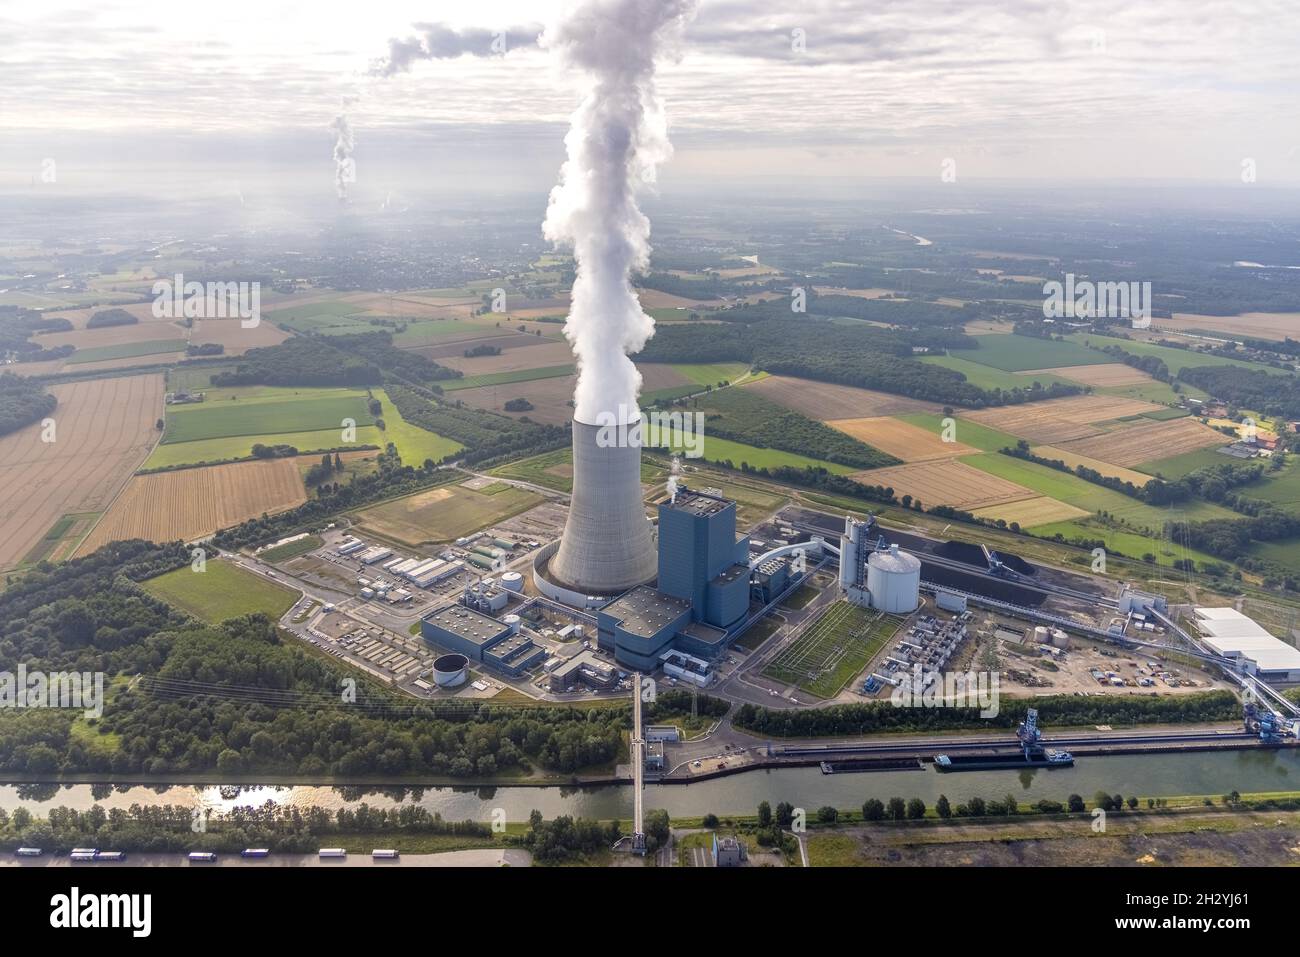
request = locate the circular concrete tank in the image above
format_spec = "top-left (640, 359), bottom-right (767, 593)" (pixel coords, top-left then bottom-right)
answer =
top-left (503, 614), bottom-right (521, 635)
top-left (500, 571), bottom-right (524, 593)
top-left (432, 653), bottom-right (469, 688)
top-left (867, 544), bottom-right (921, 614)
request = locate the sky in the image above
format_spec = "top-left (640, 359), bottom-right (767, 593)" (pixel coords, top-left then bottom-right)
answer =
top-left (2, 0), bottom-right (1299, 194)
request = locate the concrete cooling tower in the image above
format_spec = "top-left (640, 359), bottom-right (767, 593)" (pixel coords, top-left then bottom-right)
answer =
top-left (545, 418), bottom-right (658, 597)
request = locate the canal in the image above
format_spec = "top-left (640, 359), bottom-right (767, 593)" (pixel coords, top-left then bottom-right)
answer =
top-left (2, 748), bottom-right (1297, 820)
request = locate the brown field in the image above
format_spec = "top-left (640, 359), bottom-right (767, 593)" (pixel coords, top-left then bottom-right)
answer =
top-left (811, 286), bottom-right (898, 300)
top-left (354, 482), bottom-right (544, 546)
top-left (0, 374), bottom-right (164, 570)
top-left (636, 288), bottom-right (723, 308)
top-left (963, 319), bottom-right (1016, 335)
top-left (972, 496), bottom-right (1090, 527)
top-left (77, 458), bottom-right (307, 553)
top-left (743, 375), bottom-right (935, 419)
top-left (849, 459), bottom-right (1035, 511)
top-left (189, 317), bottom-right (289, 354)
top-left (1018, 362), bottom-right (1154, 388)
top-left (1031, 446), bottom-right (1155, 486)
top-left (826, 416), bottom-right (975, 461)
top-left (961, 394), bottom-right (1162, 444)
top-left (455, 374), bottom-right (578, 426)
top-left (417, 332), bottom-right (556, 360)
top-left (1056, 417), bottom-right (1227, 467)
top-left (42, 301), bottom-right (176, 330)
top-left (439, 339), bottom-right (575, 374)
top-left (1160, 311), bottom-right (1300, 342)
top-left (35, 319), bottom-right (189, 349)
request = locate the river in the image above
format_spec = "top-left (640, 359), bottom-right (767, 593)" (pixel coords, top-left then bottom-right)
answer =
top-left (3, 749), bottom-right (1297, 820)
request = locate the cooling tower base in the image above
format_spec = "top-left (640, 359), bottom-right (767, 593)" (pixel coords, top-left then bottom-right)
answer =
top-left (532, 541), bottom-right (650, 610)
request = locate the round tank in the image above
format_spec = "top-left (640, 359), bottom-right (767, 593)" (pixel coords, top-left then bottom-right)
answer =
top-left (500, 571), bottom-right (524, 593)
top-left (866, 545), bottom-right (921, 614)
top-left (503, 614), bottom-right (521, 635)
top-left (432, 653), bottom-right (469, 688)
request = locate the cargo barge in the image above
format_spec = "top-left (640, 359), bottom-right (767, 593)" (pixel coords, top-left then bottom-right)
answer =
top-left (933, 749), bottom-right (1074, 772)
top-left (819, 757), bottom-right (925, 774)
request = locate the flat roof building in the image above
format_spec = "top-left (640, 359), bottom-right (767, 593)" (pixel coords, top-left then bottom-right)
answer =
top-left (1193, 608), bottom-right (1300, 681)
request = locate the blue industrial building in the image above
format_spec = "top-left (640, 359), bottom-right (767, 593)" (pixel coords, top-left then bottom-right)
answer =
top-left (420, 605), bottom-right (545, 678)
top-left (598, 488), bottom-right (759, 671)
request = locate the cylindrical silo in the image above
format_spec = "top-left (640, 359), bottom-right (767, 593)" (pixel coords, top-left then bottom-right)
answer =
top-left (866, 544), bottom-right (921, 614)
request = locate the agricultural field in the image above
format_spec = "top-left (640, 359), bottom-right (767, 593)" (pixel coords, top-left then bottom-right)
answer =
top-left (262, 299), bottom-right (376, 335)
top-left (1021, 362), bottom-right (1153, 388)
top-left (65, 338), bottom-right (188, 364)
top-left (897, 412), bottom-right (1021, 453)
top-left (971, 496), bottom-right (1089, 527)
top-left (918, 354), bottom-right (1078, 392)
top-left (1030, 518), bottom-right (1228, 570)
top-left (669, 362), bottom-right (753, 387)
top-left (161, 391), bottom-right (372, 444)
top-left (1159, 311), bottom-right (1300, 342)
top-left (671, 433), bottom-right (857, 475)
top-left (762, 601), bottom-right (899, 699)
top-left (141, 560), bottom-right (299, 624)
top-left (454, 374), bottom-right (578, 426)
top-left (490, 447), bottom-right (575, 492)
top-left (20, 511), bottom-right (100, 565)
top-left (1029, 446), bottom-right (1155, 486)
top-left (0, 373), bottom-right (164, 571)
top-left (826, 416), bottom-right (975, 461)
top-left (849, 458), bottom-right (1036, 511)
top-left (189, 317), bottom-right (289, 354)
top-left (959, 394), bottom-right (1162, 444)
top-left (352, 481), bottom-right (543, 546)
top-left (1065, 333), bottom-right (1292, 377)
top-left (76, 458), bottom-right (307, 553)
top-left (143, 427), bottom-right (384, 469)
top-left (441, 364), bottom-right (575, 392)
top-left (438, 339), bottom-right (575, 375)
top-left (742, 374), bottom-right (934, 419)
top-left (257, 534), bottom-right (324, 563)
top-left (961, 334), bottom-right (1107, 371)
top-left (1136, 446), bottom-right (1236, 479)
top-left (1055, 418), bottom-right (1226, 468)
top-left (370, 388), bottom-right (463, 466)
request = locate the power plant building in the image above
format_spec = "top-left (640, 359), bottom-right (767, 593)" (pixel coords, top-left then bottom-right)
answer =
top-left (420, 606), bottom-right (545, 678)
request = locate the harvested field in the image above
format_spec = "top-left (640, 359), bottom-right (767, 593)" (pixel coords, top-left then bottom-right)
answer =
top-left (415, 332), bottom-right (554, 360)
top-left (826, 416), bottom-right (975, 461)
top-left (439, 339), bottom-right (576, 374)
top-left (1056, 417), bottom-right (1227, 467)
top-left (455, 374), bottom-right (578, 426)
top-left (849, 459), bottom-right (1035, 511)
top-left (972, 496), bottom-right (1090, 527)
top-left (1161, 311), bottom-right (1300, 342)
top-left (961, 394), bottom-right (1162, 444)
top-left (77, 458), bottom-right (307, 553)
top-left (42, 301), bottom-right (175, 330)
top-left (811, 286), bottom-right (898, 299)
top-left (1030, 446), bottom-right (1155, 485)
top-left (1018, 362), bottom-right (1154, 388)
top-left (0, 374), bottom-right (164, 570)
top-left (189, 317), bottom-right (289, 354)
top-left (353, 482), bottom-right (544, 545)
top-left (35, 319), bottom-right (188, 350)
top-left (743, 375), bottom-right (934, 420)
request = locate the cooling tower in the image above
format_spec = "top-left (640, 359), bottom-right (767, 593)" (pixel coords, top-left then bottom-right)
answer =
top-left (548, 418), bottom-right (658, 595)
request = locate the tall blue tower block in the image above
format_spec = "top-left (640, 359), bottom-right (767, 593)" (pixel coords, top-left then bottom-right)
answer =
top-left (656, 488), bottom-right (751, 630)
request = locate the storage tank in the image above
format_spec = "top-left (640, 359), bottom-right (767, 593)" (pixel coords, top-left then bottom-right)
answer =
top-left (500, 571), bottom-right (524, 593)
top-left (1034, 626), bottom-right (1050, 644)
top-left (432, 653), bottom-right (469, 688)
top-left (503, 614), bottom-right (521, 635)
top-left (866, 544), bottom-right (921, 614)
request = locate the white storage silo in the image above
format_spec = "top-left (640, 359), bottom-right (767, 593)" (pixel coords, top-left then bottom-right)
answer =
top-left (500, 571), bottom-right (524, 593)
top-left (503, 614), bottom-right (522, 635)
top-left (866, 545), bottom-right (921, 614)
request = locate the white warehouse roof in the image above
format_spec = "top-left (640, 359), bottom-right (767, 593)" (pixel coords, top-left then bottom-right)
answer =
top-left (1194, 608), bottom-right (1300, 676)
top-left (1194, 607), bottom-right (1250, 622)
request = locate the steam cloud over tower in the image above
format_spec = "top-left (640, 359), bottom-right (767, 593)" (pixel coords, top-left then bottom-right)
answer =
top-left (534, 0), bottom-right (695, 601)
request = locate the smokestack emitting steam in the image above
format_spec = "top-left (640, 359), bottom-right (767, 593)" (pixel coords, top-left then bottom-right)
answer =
top-left (371, 23), bottom-right (542, 76)
top-left (542, 0), bottom-right (696, 426)
top-left (330, 101), bottom-right (357, 202)
top-left (541, 0), bottom-right (695, 599)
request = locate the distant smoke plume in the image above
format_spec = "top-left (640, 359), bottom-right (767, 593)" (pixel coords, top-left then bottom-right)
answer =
top-left (330, 101), bottom-right (357, 201)
top-left (371, 22), bottom-right (542, 76)
top-left (542, 0), bottom-right (696, 425)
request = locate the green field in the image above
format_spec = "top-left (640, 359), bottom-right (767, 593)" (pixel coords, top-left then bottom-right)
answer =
top-left (1139, 406), bottom-right (1191, 421)
top-left (354, 482), bottom-right (542, 545)
top-left (1248, 538), bottom-right (1300, 569)
top-left (1096, 378), bottom-right (1192, 405)
top-left (1065, 334), bottom-right (1293, 377)
top-left (66, 338), bottom-right (187, 364)
top-left (257, 534), bottom-right (324, 563)
top-left (491, 447), bottom-right (575, 492)
top-left (143, 427), bottom-right (384, 469)
top-left (963, 452), bottom-right (1236, 529)
top-left (371, 388), bottom-right (463, 466)
top-left (1243, 457), bottom-right (1300, 514)
top-left (666, 434), bottom-right (857, 476)
top-left (762, 601), bottom-right (898, 699)
top-left (1028, 518), bottom-right (1226, 570)
top-left (168, 364), bottom-right (239, 392)
top-left (263, 300), bottom-right (370, 334)
top-left (963, 334), bottom-right (1108, 371)
top-left (440, 364), bottom-right (575, 391)
top-left (899, 412), bottom-right (1021, 452)
top-left (919, 354), bottom-right (1077, 392)
top-left (1137, 446), bottom-right (1238, 479)
top-left (390, 319), bottom-right (516, 348)
top-left (163, 392), bottom-right (372, 444)
top-left (670, 362), bottom-right (752, 387)
top-left (141, 560), bottom-right (299, 624)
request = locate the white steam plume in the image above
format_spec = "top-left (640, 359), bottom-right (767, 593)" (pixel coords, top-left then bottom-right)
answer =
top-left (542, 0), bottom-right (696, 426)
top-left (330, 99), bottom-right (357, 202)
top-left (371, 23), bottom-right (542, 76)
